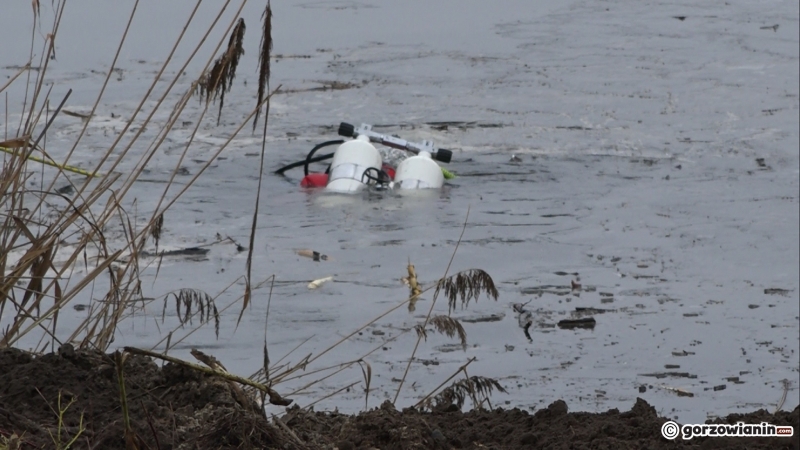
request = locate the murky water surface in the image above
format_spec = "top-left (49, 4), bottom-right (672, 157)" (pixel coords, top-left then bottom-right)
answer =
top-left (1, 0), bottom-right (798, 423)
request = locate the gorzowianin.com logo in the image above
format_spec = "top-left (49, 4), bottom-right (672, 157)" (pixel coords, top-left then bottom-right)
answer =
top-left (661, 420), bottom-right (794, 440)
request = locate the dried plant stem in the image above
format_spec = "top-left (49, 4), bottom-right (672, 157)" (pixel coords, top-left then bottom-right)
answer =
top-left (277, 329), bottom-right (409, 387)
top-left (272, 282), bottom-right (440, 384)
top-left (240, 37), bottom-right (273, 326)
top-left (138, 0), bottom-right (239, 230)
top-left (775, 379), bottom-right (790, 413)
top-left (271, 415), bottom-right (306, 447)
top-left (83, 0), bottom-right (210, 189)
top-left (32, 0), bottom-right (140, 215)
top-left (191, 349), bottom-right (258, 413)
top-left (0, 64), bottom-right (30, 95)
top-left (146, 275), bottom-right (258, 351)
top-left (302, 381), bottom-right (360, 411)
top-left (124, 346), bottom-right (292, 406)
top-left (393, 207), bottom-right (470, 404)
top-left (114, 352), bottom-right (138, 450)
top-left (415, 357), bottom-right (476, 408)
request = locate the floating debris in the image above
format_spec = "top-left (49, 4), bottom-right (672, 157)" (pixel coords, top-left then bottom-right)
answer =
top-left (308, 276), bottom-right (333, 289)
top-left (297, 249), bottom-right (329, 261)
top-left (660, 385), bottom-right (694, 397)
top-left (521, 285), bottom-right (572, 296)
top-left (140, 247), bottom-right (210, 257)
top-left (460, 313), bottom-right (505, 323)
top-left (764, 288), bottom-right (791, 296)
top-left (511, 302), bottom-right (533, 341)
top-left (62, 109), bottom-right (93, 121)
top-left (557, 317), bottom-right (596, 330)
top-left (704, 385), bottom-right (727, 392)
top-left (574, 307), bottom-right (613, 315)
top-left (640, 372), bottom-right (697, 379)
top-left (554, 271), bottom-right (579, 276)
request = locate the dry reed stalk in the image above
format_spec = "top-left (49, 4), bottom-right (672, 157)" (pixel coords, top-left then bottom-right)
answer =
top-left (253, 0), bottom-right (272, 131)
top-left (1, 2), bottom-right (250, 354)
top-left (357, 359), bottom-right (373, 410)
top-left (0, 63), bottom-right (30, 95)
top-left (268, 284), bottom-right (432, 385)
top-left (114, 351), bottom-right (141, 450)
top-left (406, 262), bottom-right (422, 311)
top-left (394, 207), bottom-right (470, 404)
top-left (415, 357), bottom-right (475, 409)
top-left (6, 1), bottom-right (262, 350)
top-left (124, 347), bottom-right (293, 406)
top-left (422, 315), bottom-right (467, 350)
top-left (300, 381), bottom-right (360, 412)
top-left (199, 17), bottom-right (246, 125)
top-left (241, 1), bottom-right (274, 328)
top-left (263, 275), bottom-right (275, 384)
top-left (436, 268), bottom-right (499, 314)
top-left (191, 349), bottom-right (261, 414)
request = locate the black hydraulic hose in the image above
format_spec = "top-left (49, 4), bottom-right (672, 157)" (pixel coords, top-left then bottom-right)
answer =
top-left (275, 152), bottom-right (333, 175)
top-left (273, 140), bottom-right (344, 176)
top-left (304, 140), bottom-right (344, 176)
top-left (361, 167), bottom-right (391, 187)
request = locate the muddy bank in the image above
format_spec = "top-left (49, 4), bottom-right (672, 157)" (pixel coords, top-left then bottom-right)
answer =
top-left (0, 347), bottom-right (796, 449)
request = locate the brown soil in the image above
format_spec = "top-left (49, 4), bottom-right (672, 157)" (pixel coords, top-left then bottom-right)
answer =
top-left (0, 347), bottom-right (797, 450)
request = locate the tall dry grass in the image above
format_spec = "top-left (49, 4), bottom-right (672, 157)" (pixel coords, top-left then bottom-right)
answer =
top-left (0, 0), bottom-right (274, 352)
top-left (1, 0), bottom-right (505, 417)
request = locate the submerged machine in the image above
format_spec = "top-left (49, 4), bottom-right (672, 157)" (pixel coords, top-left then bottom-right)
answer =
top-left (275, 122), bottom-right (454, 192)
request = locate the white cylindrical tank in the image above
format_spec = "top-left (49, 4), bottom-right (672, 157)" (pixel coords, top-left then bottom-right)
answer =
top-left (393, 151), bottom-right (444, 189)
top-left (326, 135), bottom-right (383, 192)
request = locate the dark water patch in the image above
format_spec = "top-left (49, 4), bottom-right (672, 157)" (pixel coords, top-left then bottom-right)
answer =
top-left (425, 121), bottom-right (509, 131)
top-left (371, 223), bottom-right (404, 231)
top-left (457, 171), bottom-right (539, 177)
top-left (139, 247), bottom-right (210, 259)
top-left (276, 80), bottom-right (363, 94)
top-left (555, 125), bottom-right (592, 131)
top-left (470, 222), bottom-right (555, 227)
top-left (434, 344), bottom-right (467, 353)
top-left (445, 237), bottom-right (529, 246)
top-left (764, 288), bottom-right (792, 296)
top-left (574, 307), bottom-right (614, 315)
top-left (640, 372), bottom-right (698, 379)
top-left (459, 313), bottom-right (505, 323)
top-left (557, 317), bottom-right (596, 330)
top-left (521, 285), bottom-right (571, 295)
top-left (371, 239), bottom-right (405, 246)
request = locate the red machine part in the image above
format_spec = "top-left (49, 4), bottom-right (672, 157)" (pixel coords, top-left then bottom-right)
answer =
top-left (300, 164), bottom-right (395, 188)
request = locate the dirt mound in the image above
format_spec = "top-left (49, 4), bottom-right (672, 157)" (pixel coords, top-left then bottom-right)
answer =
top-left (0, 347), bottom-right (797, 450)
